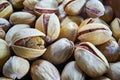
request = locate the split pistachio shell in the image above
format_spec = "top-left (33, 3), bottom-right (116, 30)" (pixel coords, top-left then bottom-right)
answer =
top-left (35, 13), bottom-right (60, 43)
top-left (31, 59), bottom-right (60, 80)
top-left (12, 28), bottom-right (46, 59)
top-left (79, 18), bottom-right (109, 28)
top-left (10, 0), bottom-right (25, 9)
top-left (78, 23), bottom-right (112, 45)
top-left (74, 42), bottom-right (109, 77)
top-left (59, 22), bottom-right (78, 42)
top-left (61, 61), bottom-right (85, 80)
top-left (3, 56), bottom-right (30, 80)
top-left (97, 38), bottom-right (119, 62)
top-left (10, 12), bottom-right (36, 25)
top-left (5, 24), bottom-right (30, 46)
top-left (110, 18), bottom-right (120, 41)
top-left (63, 0), bottom-right (86, 15)
top-left (34, 0), bottom-right (58, 15)
top-left (86, 0), bottom-right (105, 18)
top-left (0, 1), bottom-right (13, 19)
top-left (43, 38), bottom-right (74, 64)
top-left (107, 62), bottom-right (120, 80)
top-left (0, 39), bottom-right (10, 69)
top-left (0, 18), bottom-right (10, 31)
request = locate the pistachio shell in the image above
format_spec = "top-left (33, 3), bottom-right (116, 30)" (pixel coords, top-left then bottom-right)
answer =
top-left (59, 22), bottom-right (78, 42)
top-left (63, 0), bottom-right (86, 15)
top-left (12, 45), bottom-right (46, 59)
top-left (3, 56), bottom-right (30, 79)
top-left (12, 28), bottom-right (45, 44)
top-left (10, 12), bottom-right (36, 25)
top-left (35, 13), bottom-right (60, 43)
top-left (110, 18), bottom-right (120, 41)
top-left (61, 61), bottom-right (85, 80)
top-left (91, 76), bottom-right (111, 80)
top-left (0, 77), bottom-right (13, 80)
top-left (11, 28), bottom-right (46, 59)
top-left (107, 62), bottom-right (120, 80)
top-left (74, 42), bottom-right (109, 77)
top-left (43, 38), bottom-right (74, 64)
top-left (31, 59), bottom-right (60, 80)
top-left (0, 18), bottom-right (10, 31)
top-left (78, 23), bottom-right (112, 45)
top-left (0, 1), bottom-right (13, 19)
top-left (0, 39), bottom-right (10, 69)
top-left (5, 24), bottom-right (30, 46)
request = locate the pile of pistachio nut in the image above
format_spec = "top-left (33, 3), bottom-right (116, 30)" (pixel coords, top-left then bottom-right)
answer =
top-left (0, 0), bottom-right (120, 80)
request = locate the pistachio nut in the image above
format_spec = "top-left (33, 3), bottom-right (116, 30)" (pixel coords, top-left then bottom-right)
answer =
top-left (3, 56), bottom-right (30, 80)
top-left (74, 42), bottom-right (109, 77)
top-left (97, 38), bottom-right (119, 62)
top-left (0, 0), bottom-right (13, 19)
top-left (9, 12), bottom-right (36, 25)
top-left (31, 59), bottom-right (60, 80)
top-left (59, 22), bottom-right (78, 42)
top-left (0, 39), bottom-right (10, 69)
top-left (5, 24), bottom-right (30, 46)
top-left (35, 13), bottom-right (60, 43)
top-left (85, 0), bottom-right (105, 18)
top-left (106, 62), bottom-right (120, 80)
top-left (12, 28), bottom-right (46, 59)
top-left (0, 18), bottom-right (10, 32)
top-left (78, 23), bottom-right (112, 45)
top-left (43, 38), bottom-right (74, 64)
top-left (110, 18), bottom-right (120, 41)
top-left (63, 0), bottom-right (86, 15)
top-left (34, 0), bottom-right (58, 15)
top-left (61, 61), bottom-right (85, 80)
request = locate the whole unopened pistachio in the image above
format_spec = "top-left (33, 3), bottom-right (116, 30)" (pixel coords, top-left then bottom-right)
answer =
top-left (91, 76), bottom-right (111, 80)
top-left (0, 39), bottom-right (10, 69)
top-left (110, 18), bottom-right (120, 41)
top-left (59, 22), bottom-right (78, 42)
top-left (106, 62), bottom-right (120, 80)
top-left (34, 0), bottom-right (58, 15)
top-left (0, 18), bottom-right (10, 32)
top-left (85, 0), bottom-right (105, 18)
top-left (10, 12), bottom-right (36, 25)
top-left (100, 6), bottom-right (113, 23)
top-left (31, 59), bottom-right (60, 80)
top-left (63, 0), bottom-right (86, 15)
top-left (0, 1), bottom-right (13, 19)
top-left (74, 42), bottom-right (109, 77)
top-left (78, 23), bottom-right (112, 45)
top-left (9, 0), bottom-right (25, 9)
top-left (35, 13), bottom-right (60, 43)
top-left (61, 61), bottom-right (85, 80)
top-left (3, 56), bottom-right (30, 80)
top-left (43, 38), bottom-right (74, 64)
top-left (97, 38), bottom-right (119, 62)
